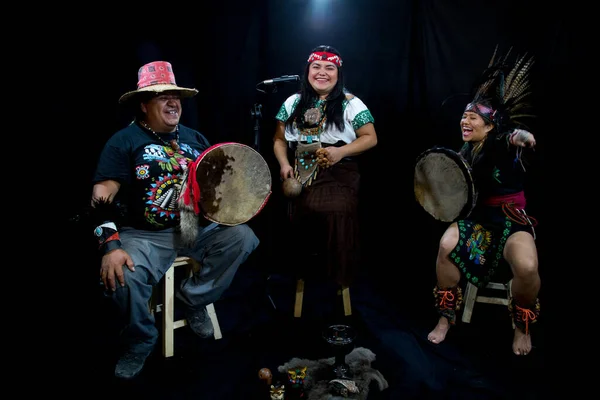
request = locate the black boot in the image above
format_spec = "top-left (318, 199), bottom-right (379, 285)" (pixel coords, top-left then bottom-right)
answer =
top-left (114, 345), bottom-right (153, 380)
top-left (186, 306), bottom-right (215, 338)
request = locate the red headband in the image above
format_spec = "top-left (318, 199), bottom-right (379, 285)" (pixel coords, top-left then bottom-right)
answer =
top-left (307, 52), bottom-right (343, 67)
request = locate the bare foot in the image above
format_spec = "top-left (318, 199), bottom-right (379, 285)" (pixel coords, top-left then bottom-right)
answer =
top-left (427, 316), bottom-right (450, 344)
top-left (512, 328), bottom-right (532, 355)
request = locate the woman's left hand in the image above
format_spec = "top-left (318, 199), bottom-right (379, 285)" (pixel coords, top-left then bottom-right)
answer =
top-left (512, 129), bottom-right (536, 148)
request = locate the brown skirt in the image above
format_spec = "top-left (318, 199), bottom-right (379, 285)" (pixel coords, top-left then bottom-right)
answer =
top-left (289, 160), bottom-right (360, 286)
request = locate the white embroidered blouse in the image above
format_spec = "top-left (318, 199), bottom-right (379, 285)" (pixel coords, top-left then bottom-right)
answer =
top-left (275, 93), bottom-right (374, 145)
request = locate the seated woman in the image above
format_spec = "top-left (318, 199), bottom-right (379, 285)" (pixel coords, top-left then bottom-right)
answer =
top-left (425, 50), bottom-right (541, 356)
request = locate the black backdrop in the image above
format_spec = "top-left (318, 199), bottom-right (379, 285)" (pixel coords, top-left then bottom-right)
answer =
top-left (53, 0), bottom-right (572, 331)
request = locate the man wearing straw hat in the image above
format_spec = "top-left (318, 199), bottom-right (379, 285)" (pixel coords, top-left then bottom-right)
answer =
top-left (89, 61), bottom-right (259, 379)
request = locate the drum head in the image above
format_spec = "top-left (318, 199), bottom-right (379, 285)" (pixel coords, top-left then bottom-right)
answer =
top-left (196, 143), bottom-right (271, 225)
top-left (414, 147), bottom-right (474, 222)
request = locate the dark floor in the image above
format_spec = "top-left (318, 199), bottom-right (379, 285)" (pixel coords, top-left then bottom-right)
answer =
top-left (73, 262), bottom-right (548, 400)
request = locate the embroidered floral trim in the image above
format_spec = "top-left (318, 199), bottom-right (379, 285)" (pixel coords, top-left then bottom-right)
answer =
top-left (351, 109), bottom-right (374, 130)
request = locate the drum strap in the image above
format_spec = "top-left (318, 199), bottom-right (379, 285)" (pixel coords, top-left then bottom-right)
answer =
top-left (508, 298), bottom-right (540, 335)
top-left (433, 285), bottom-right (463, 324)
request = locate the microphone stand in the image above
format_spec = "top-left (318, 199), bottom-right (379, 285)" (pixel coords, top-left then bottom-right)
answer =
top-left (253, 76), bottom-right (299, 152)
top-left (251, 103), bottom-right (262, 152)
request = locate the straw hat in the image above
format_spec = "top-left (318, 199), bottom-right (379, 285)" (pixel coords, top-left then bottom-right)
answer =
top-left (119, 61), bottom-right (198, 103)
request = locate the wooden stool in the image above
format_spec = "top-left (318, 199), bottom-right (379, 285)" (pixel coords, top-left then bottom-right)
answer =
top-left (462, 279), bottom-right (514, 328)
top-left (152, 256), bottom-right (222, 358)
top-left (294, 278), bottom-right (352, 318)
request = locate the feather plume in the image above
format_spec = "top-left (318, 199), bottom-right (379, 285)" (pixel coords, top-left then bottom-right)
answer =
top-left (469, 46), bottom-right (535, 131)
top-left (89, 197), bottom-right (127, 228)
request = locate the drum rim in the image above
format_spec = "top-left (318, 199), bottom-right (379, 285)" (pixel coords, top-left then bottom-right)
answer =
top-left (414, 146), bottom-right (476, 221)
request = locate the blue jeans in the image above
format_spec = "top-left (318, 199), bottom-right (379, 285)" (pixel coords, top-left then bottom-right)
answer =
top-left (107, 224), bottom-right (259, 353)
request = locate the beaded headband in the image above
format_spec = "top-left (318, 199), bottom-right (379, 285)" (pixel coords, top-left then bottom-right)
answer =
top-left (464, 102), bottom-right (497, 123)
top-left (307, 52), bottom-right (343, 67)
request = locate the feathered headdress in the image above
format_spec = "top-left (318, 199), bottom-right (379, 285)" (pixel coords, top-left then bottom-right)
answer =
top-left (465, 46), bottom-right (535, 132)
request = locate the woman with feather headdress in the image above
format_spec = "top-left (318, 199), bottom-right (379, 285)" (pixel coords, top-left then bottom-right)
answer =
top-left (426, 47), bottom-right (541, 356)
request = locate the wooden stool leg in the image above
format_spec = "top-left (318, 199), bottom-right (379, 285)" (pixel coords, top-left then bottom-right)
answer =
top-left (158, 257), bottom-right (224, 358)
top-left (462, 282), bottom-right (478, 323)
top-left (206, 303), bottom-right (222, 340)
top-left (294, 279), bottom-right (304, 318)
top-left (163, 265), bottom-right (176, 358)
top-left (341, 286), bottom-right (352, 316)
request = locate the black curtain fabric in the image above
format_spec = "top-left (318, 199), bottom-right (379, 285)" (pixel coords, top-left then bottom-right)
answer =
top-left (58, 0), bottom-right (573, 314)
top-left (52, 0), bottom-right (572, 395)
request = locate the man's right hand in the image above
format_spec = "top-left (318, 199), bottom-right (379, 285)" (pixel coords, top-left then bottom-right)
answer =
top-left (100, 248), bottom-right (135, 291)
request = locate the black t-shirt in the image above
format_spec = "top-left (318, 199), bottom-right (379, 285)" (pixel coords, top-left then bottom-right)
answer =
top-left (93, 121), bottom-right (211, 230)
